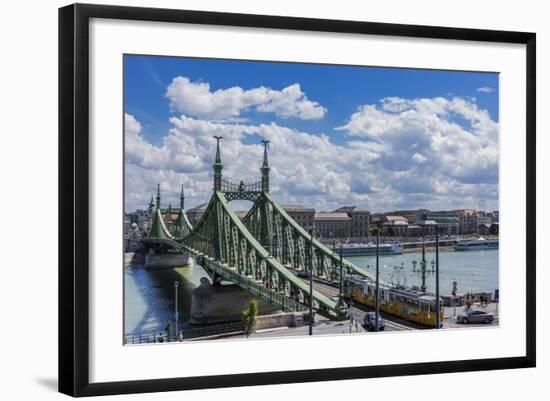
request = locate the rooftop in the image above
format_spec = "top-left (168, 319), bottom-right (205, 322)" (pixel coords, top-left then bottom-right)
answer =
top-left (187, 203), bottom-right (208, 212)
top-left (314, 212), bottom-right (351, 221)
top-left (282, 204), bottom-right (315, 212)
top-left (385, 215), bottom-right (408, 222)
top-left (333, 206), bottom-right (370, 213)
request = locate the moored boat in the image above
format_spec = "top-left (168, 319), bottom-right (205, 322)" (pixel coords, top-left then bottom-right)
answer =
top-left (454, 237), bottom-right (498, 251)
top-left (340, 242), bottom-right (402, 257)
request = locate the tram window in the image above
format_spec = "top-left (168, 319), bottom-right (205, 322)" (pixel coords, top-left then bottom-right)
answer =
top-left (389, 293), bottom-right (395, 302)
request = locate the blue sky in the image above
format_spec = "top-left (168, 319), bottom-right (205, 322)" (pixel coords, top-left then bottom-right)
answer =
top-left (124, 54), bottom-right (499, 213)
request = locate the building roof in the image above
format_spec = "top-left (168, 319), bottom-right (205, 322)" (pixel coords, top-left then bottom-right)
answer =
top-left (282, 204), bottom-right (315, 212)
top-left (385, 215), bottom-right (408, 222)
top-left (333, 206), bottom-right (370, 213)
top-left (417, 220), bottom-right (438, 225)
top-left (314, 212), bottom-right (351, 221)
top-left (187, 203), bottom-right (208, 212)
top-left (235, 211), bottom-right (248, 219)
top-left (383, 220), bottom-right (408, 226)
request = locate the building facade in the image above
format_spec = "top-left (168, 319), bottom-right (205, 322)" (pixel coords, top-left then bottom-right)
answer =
top-left (314, 212), bottom-right (351, 239)
top-left (333, 206), bottom-right (371, 238)
top-left (421, 211), bottom-right (459, 235)
top-left (186, 203), bottom-right (208, 226)
top-left (282, 204), bottom-right (315, 229)
top-left (383, 209), bottom-right (430, 224)
top-left (381, 215), bottom-right (410, 236)
top-left (453, 209), bottom-right (478, 235)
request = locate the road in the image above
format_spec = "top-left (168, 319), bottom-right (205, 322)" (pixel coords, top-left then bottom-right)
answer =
top-left (238, 268), bottom-right (498, 339)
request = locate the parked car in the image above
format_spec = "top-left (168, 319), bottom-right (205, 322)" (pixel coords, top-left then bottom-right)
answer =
top-left (363, 311), bottom-right (385, 331)
top-left (457, 309), bottom-right (494, 324)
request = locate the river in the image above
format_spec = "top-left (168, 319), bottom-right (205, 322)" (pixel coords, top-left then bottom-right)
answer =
top-left (347, 248), bottom-right (499, 296)
top-left (124, 249), bottom-right (498, 336)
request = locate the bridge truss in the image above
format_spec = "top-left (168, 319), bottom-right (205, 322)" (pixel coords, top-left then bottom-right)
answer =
top-left (146, 138), bottom-right (381, 318)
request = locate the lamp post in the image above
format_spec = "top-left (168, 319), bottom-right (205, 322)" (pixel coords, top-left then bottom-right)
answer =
top-left (375, 227), bottom-right (380, 332)
top-left (174, 281), bottom-right (179, 340)
top-left (339, 239), bottom-right (343, 296)
top-left (421, 236), bottom-right (427, 292)
top-left (349, 298), bottom-right (354, 333)
top-left (411, 236), bottom-right (429, 293)
top-left (309, 227), bottom-right (315, 336)
top-left (435, 225), bottom-right (440, 329)
top-left (330, 232), bottom-right (335, 281)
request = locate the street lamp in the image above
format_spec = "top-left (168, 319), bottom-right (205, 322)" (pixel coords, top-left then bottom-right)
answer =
top-left (308, 227), bottom-right (316, 336)
top-left (435, 225), bottom-right (440, 329)
top-left (339, 237), bottom-right (344, 296)
top-left (375, 226), bottom-right (380, 332)
top-left (411, 237), bottom-right (429, 293)
top-left (349, 298), bottom-right (354, 333)
top-left (174, 281), bottom-right (179, 340)
top-left (329, 232), bottom-right (335, 281)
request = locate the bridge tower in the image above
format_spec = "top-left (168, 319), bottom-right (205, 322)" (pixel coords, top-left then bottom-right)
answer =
top-left (180, 184), bottom-right (185, 210)
top-left (156, 183), bottom-right (161, 209)
top-left (260, 139), bottom-right (270, 192)
top-left (149, 183), bottom-right (173, 240)
top-left (213, 136), bottom-right (223, 191)
top-left (148, 195), bottom-right (154, 214)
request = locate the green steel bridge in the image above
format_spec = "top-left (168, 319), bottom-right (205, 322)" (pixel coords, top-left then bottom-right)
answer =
top-left (144, 138), bottom-right (383, 319)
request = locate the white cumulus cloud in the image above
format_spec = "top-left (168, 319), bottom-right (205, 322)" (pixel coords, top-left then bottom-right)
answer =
top-left (125, 94), bottom-right (499, 214)
top-left (336, 96), bottom-right (499, 186)
top-left (476, 86), bottom-right (495, 93)
top-left (165, 77), bottom-right (326, 121)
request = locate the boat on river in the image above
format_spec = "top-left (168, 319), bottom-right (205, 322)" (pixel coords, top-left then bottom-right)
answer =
top-left (454, 237), bottom-right (499, 251)
top-left (340, 242), bottom-right (402, 257)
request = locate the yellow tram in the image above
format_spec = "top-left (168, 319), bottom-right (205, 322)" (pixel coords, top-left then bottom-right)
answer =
top-left (343, 275), bottom-right (444, 327)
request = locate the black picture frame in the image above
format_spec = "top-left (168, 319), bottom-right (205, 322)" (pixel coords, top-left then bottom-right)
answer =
top-left (59, 3), bottom-right (536, 397)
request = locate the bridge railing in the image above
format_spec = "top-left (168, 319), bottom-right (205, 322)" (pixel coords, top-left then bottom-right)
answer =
top-left (193, 251), bottom-right (308, 313)
top-left (221, 179), bottom-right (262, 193)
top-left (124, 321), bottom-right (246, 344)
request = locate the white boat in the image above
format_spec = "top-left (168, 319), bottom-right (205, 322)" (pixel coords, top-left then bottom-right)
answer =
top-left (454, 237), bottom-right (498, 251)
top-left (340, 242), bottom-right (402, 257)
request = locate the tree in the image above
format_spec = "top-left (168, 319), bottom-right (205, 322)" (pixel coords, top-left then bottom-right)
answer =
top-left (165, 321), bottom-right (173, 342)
top-left (368, 223), bottom-right (381, 237)
top-left (242, 299), bottom-right (259, 338)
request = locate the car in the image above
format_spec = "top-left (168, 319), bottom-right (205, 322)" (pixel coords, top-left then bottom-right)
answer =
top-left (296, 270), bottom-right (311, 278)
top-left (457, 309), bottom-right (494, 324)
top-left (363, 311), bottom-right (385, 331)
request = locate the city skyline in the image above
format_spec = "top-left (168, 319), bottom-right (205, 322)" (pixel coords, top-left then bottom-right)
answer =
top-left (125, 55), bottom-right (499, 213)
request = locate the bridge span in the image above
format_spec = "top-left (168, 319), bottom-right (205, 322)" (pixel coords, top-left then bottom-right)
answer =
top-left (145, 138), bottom-right (385, 319)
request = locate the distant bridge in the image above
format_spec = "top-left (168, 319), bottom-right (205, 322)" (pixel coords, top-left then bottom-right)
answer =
top-left (145, 138), bottom-right (384, 318)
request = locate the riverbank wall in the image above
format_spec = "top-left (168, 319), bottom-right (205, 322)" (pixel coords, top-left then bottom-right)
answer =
top-left (190, 280), bottom-right (280, 324)
top-left (144, 253), bottom-right (193, 269)
top-left (124, 252), bottom-right (145, 265)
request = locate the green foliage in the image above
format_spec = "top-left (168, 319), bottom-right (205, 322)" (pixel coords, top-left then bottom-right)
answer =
top-left (242, 299), bottom-right (259, 338)
top-left (165, 321), bottom-right (173, 341)
top-left (368, 223), bottom-right (381, 236)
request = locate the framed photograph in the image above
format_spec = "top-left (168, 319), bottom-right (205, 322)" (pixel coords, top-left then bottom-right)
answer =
top-left (59, 3), bottom-right (536, 397)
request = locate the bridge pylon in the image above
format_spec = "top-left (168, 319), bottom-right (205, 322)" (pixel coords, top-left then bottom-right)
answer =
top-left (146, 139), bottom-right (382, 318)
